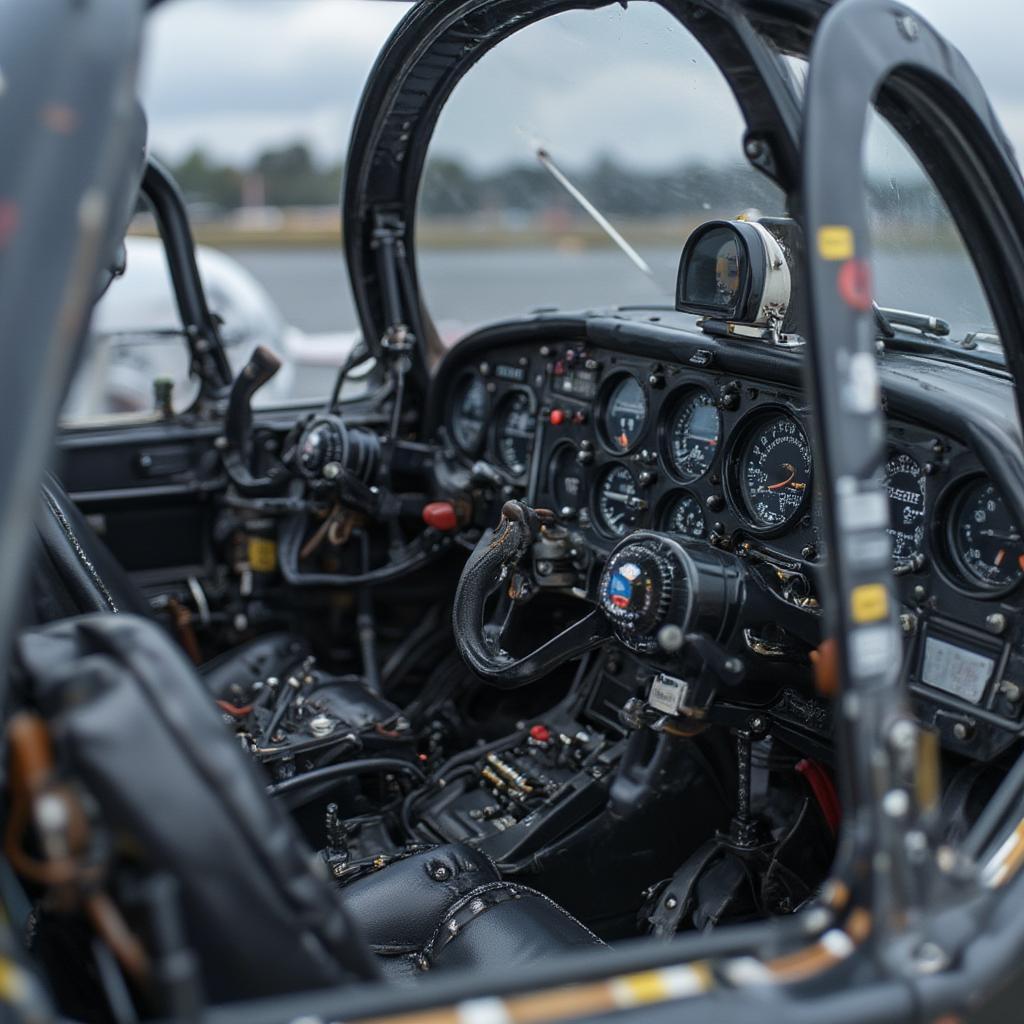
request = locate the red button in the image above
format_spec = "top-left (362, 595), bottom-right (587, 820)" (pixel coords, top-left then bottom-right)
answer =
top-left (549, 408), bottom-right (565, 426)
top-left (529, 724), bottom-right (551, 743)
top-left (422, 501), bottom-right (458, 531)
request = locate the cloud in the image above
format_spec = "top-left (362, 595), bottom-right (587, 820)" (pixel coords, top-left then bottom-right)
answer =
top-left (139, 0), bottom-right (1023, 172)
top-left (140, 0), bottom-right (407, 163)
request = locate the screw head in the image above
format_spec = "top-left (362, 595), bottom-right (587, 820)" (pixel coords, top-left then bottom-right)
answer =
top-left (986, 612), bottom-right (1007, 635)
top-left (657, 624), bottom-right (684, 653)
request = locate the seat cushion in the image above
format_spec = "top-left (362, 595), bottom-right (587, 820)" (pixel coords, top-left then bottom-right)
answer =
top-left (35, 474), bottom-right (154, 619)
top-left (337, 845), bottom-right (604, 978)
top-left (16, 615), bottom-right (380, 1003)
top-left (337, 843), bottom-right (500, 955)
top-left (428, 882), bottom-right (605, 972)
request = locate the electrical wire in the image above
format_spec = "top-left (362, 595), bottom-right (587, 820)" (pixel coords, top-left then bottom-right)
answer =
top-left (264, 757), bottom-right (425, 799)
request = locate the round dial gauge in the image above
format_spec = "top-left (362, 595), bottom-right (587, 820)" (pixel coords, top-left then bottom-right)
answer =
top-left (951, 479), bottom-right (1024, 589)
top-left (602, 376), bottom-right (647, 453)
top-left (494, 391), bottom-right (537, 476)
top-left (548, 444), bottom-right (587, 516)
top-left (736, 413), bottom-right (812, 528)
top-left (661, 492), bottom-right (707, 539)
top-left (665, 390), bottom-right (720, 481)
top-left (594, 464), bottom-right (643, 537)
top-left (885, 453), bottom-right (927, 562)
top-left (450, 375), bottom-right (488, 454)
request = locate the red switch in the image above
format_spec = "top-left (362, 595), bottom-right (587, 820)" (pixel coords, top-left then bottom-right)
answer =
top-left (529, 723), bottom-right (551, 743)
top-left (422, 501), bottom-right (458, 532)
top-left (549, 408), bottom-right (565, 426)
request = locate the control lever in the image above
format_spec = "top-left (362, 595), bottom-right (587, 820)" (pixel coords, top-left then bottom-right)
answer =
top-left (607, 727), bottom-right (676, 818)
top-left (221, 345), bottom-right (286, 493)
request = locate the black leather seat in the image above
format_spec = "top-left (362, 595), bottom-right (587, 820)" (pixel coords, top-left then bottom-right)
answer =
top-left (32, 473), bottom-right (311, 697)
top-left (338, 841), bottom-right (602, 980)
top-left (15, 614), bottom-right (603, 1008)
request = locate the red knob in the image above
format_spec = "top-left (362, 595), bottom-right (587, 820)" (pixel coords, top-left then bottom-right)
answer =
top-left (422, 501), bottom-right (458, 532)
top-left (529, 724), bottom-right (551, 743)
top-left (549, 408), bottom-right (565, 426)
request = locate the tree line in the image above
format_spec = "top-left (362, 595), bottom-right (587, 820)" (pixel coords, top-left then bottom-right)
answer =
top-left (164, 142), bottom-right (944, 223)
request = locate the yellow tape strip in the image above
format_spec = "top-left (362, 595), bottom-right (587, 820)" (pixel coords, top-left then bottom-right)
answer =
top-left (850, 583), bottom-right (888, 624)
top-left (817, 225), bottom-right (855, 261)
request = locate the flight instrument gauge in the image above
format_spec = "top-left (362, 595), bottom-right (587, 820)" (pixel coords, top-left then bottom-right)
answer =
top-left (885, 452), bottom-right (927, 562)
top-left (601, 375), bottom-right (647, 453)
top-left (664, 389), bottom-right (720, 481)
top-left (449, 374), bottom-right (489, 454)
top-left (733, 412), bottom-right (812, 529)
top-left (594, 464), bottom-right (643, 537)
top-left (493, 390), bottom-right (537, 476)
top-left (950, 478), bottom-right (1024, 590)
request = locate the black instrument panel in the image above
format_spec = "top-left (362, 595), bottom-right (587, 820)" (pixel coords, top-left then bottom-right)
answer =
top-left (434, 327), bottom-right (1024, 763)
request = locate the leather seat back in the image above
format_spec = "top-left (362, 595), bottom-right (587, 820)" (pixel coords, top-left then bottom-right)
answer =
top-left (16, 614), bottom-right (379, 1003)
top-left (34, 475), bottom-right (152, 620)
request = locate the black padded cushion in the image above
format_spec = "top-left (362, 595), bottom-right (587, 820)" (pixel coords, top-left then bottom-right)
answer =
top-left (338, 844), bottom-right (499, 955)
top-left (338, 849), bottom-right (604, 979)
top-left (15, 614), bottom-right (379, 1003)
top-left (429, 882), bottom-right (604, 972)
top-left (35, 474), bottom-right (153, 619)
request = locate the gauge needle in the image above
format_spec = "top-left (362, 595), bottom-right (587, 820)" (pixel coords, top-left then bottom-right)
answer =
top-left (618, 433), bottom-right (630, 449)
top-left (978, 529), bottom-right (1022, 541)
top-left (996, 548), bottom-right (1006, 567)
top-left (604, 492), bottom-right (633, 502)
top-left (768, 464), bottom-right (797, 491)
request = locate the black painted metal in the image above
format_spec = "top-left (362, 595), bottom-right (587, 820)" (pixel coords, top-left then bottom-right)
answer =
top-left (800, 0), bottom-right (1024, 977)
top-left (342, 0), bottom-right (813, 393)
top-left (0, 0), bottom-right (146, 1015)
top-left (0, 0), bottom-right (145, 677)
top-left (142, 158), bottom-right (234, 393)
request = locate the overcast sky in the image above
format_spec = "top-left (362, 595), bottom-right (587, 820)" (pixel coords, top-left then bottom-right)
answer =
top-left (140, 0), bottom-right (1024, 174)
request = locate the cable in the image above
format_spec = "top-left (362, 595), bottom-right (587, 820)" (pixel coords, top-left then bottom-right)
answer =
top-left (326, 339), bottom-right (371, 414)
top-left (401, 765), bottom-right (478, 835)
top-left (355, 530), bottom-right (382, 695)
top-left (264, 757), bottom-right (425, 799)
top-left (381, 606), bottom-right (443, 688)
top-left (277, 512), bottom-right (450, 588)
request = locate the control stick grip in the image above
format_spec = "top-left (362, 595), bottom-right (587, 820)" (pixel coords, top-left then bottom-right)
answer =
top-left (225, 345), bottom-right (282, 458)
top-left (453, 501), bottom-right (608, 688)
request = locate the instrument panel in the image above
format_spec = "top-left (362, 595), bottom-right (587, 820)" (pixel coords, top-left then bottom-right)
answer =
top-left (435, 328), bottom-right (1024, 763)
